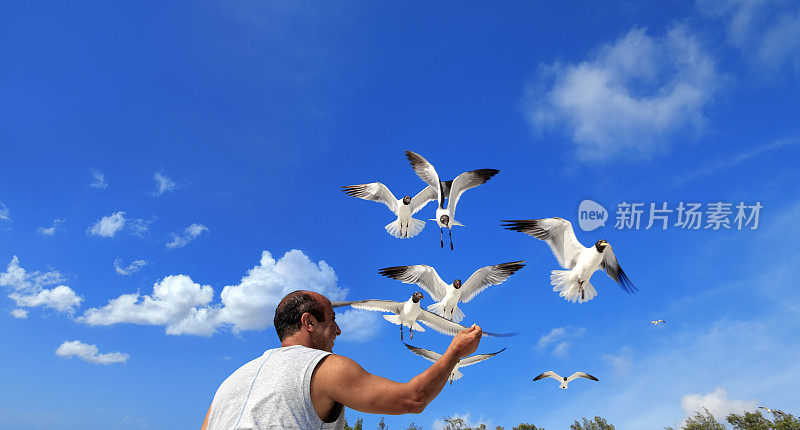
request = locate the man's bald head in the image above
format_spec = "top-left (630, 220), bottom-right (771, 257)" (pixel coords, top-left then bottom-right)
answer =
top-left (274, 290), bottom-right (328, 341)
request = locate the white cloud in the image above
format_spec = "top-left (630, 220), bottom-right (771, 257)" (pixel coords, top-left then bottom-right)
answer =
top-left (0, 202), bottom-right (10, 222)
top-left (81, 250), bottom-right (347, 337)
top-left (88, 212), bottom-right (127, 238)
top-left (525, 25), bottom-right (719, 161)
top-left (679, 387), bottom-right (758, 425)
top-left (114, 258), bottom-right (148, 276)
top-left (128, 216), bottom-right (155, 237)
top-left (152, 172), bottom-right (177, 196)
top-left (335, 309), bottom-right (381, 343)
top-left (166, 223), bottom-right (209, 249)
top-left (80, 274), bottom-right (216, 336)
top-left (37, 219), bottom-right (64, 237)
top-left (10, 308), bottom-right (28, 319)
top-left (9, 285), bottom-right (82, 314)
top-left (601, 346), bottom-right (633, 376)
top-left (699, 0), bottom-right (800, 74)
top-left (90, 169), bottom-right (107, 189)
top-left (55, 340), bottom-right (129, 365)
top-left (537, 325), bottom-right (586, 358)
top-left (0, 256), bottom-right (82, 314)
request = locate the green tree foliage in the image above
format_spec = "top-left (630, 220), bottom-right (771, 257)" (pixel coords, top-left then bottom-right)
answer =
top-left (377, 417), bottom-right (389, 430)
top-left (513, 423), bottom-right (545, 430)
top-left (443, 417), bottom-right (470, 430)
top-left (726, 410), bottom-right (800, 430)
top-left (665, 408), bottom-right (725, 430)
top-left (344, 418), bottom-right (363, 430)
top-left (571, 416), bottom-right (615, 430)
top-left (405, 423), bottom-right (423, 430)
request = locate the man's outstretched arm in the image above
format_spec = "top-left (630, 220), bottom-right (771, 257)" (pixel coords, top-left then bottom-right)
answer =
top-left (313, 324), bottom-right (482, 415)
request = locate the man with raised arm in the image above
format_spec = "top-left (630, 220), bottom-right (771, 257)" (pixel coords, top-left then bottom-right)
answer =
top-left (202, 290), bottom-right (483, 429)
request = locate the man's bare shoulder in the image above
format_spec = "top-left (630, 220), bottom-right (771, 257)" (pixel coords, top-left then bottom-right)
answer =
top-left (315, 353), bottom-right (366, 378)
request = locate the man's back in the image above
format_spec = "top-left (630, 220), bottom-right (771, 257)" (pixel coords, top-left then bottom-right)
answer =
top-left (205, 345), bottom-right (344, 430)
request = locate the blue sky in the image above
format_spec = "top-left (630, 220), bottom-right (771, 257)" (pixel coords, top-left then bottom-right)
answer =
top-left (1, 1), bottom-right (799, 429)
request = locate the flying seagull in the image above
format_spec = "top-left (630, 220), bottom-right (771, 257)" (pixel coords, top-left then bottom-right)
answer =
top-left (406, 150), bottom-right (499, 250)
top-left (502, 217), bottom-right (636, 303)
top-left (758, 407), bottom-right (783, 414)
top-left (403, 343), bottom-right (506, 384)
top-left (342, 182), bottom-right (451, 239)
top-left (533, 371), bottom-right (598, 389)
top-left (332, 294), bottom-right (516, 340)
top-left (378, 261), bottom-right (525, 323)
top-left (650, 320), bottom-right (666, 325)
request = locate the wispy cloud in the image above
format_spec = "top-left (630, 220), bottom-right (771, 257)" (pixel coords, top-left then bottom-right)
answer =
top-left (674, 137), bottom-right (800, 187)
top-left (525, 25), bottom-right (719, 162)
top-left (601, 346), bottom-right (634, 376)
top-left (114, 258), bottom-right (147, 276)
top-left (129, 216), bottom-right (156, 237)
top-left (0, 202), bottom-right (10, 222)
top-left (89, 169), bottom-right (107, 189)
top-left (152, 172), bottom-right (177, 196)
top-left (10, 308), bottom-right (28, 319)
top-left (87, 212), bottom-right (126, 238)
top-left (335, 309), bottom-right (381, 343)
top-left (537, 325), bottom-right (586, 358)
top-left (0, 256), bottom-right (82, 314)
top-left (166, 223), bottom-right (208, 249)
top-left (55, 340), bottom-right (129, 365)
top-left (37, 219), bottom-right (64, 237)
top-left (678, 387), bottom-right (758, 427)
top-left (698, 0), bottom-right (800, 75)
top-left (80, 250), bottom-right (348, 336)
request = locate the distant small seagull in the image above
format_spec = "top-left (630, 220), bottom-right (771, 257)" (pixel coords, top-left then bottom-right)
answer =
top-left (406, 150), bottom-right (499, 250)
top-left (758, 407), bottom-right (783, 414)
top-left (502, 217), bottom-right (636, 303)
top-left (404, 343), bottom-right (506, 384)
top-left (533, 371), bottom-right (598, 389)
top-left (333, 294), bottom-right (515, 340)
top-left (342, 182), bottom-right (451, 239)
top-left (650, 320), bottom-right (666, 325)
top-left (379, 261), bottom-right (525, 323)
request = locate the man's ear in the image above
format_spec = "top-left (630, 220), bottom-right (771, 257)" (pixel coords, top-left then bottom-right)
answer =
top-left (300, 312), bottom-right (316, 331)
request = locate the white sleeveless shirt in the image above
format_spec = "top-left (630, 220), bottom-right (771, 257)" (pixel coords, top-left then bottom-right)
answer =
top-left (206, 345), bottom-right (345, 430)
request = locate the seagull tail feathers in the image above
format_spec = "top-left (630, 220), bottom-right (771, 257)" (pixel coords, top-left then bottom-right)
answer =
top-left (426, 302), bottom-right (465, 323)
top-left (550, 270), bottom-right (597, 303)
top-left (449, 369), bottom-right (463, 383)
top-left (384, 217), bottom-right (426, 238)
top-left (383, 314), bottom-right (402, 326)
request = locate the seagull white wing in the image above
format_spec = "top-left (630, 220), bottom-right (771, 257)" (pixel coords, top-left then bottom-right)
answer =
top-left (341, 183), bottom-right (399, 214)
top-left (502, 218), bottom-right (585, 269)
top-left (460, 261), bottom-right (526, 303)
top-left (416, 310), bottom-right (516, 337)
top-left (403, 343), bottom-right (441, 363)
top-left (567, 372), bottom-right (598, 382)
top-left (378, 265), bottom-right (449, 301)
top-left (332, 299), bottom-right (402, 315)
top-left (406, 151), bottom-right (445, 208)
top-left (600, 245), bottom-right (637, 294)
top-left (446, 169), bottom-right (500, 216)
top-left (533, 371), bottom-right (562, 382)
top-left (458, 348), bottom-right (506, 368)
top-left (410, 182), bottom-right (453, 215)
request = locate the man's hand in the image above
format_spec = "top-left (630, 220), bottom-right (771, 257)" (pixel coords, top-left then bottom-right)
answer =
top-left (448, 324), bottom-right (482, 359)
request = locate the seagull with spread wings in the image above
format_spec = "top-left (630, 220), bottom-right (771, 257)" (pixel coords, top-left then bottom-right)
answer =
top-left (406, 150), bottom-right (499, 250)
top-left (332, 293), bottom-right (515, 340)
top-left (403, 343), bottom-right (506, 384)
top-left (342, 182), bottom-right (451, 239)
top-left (533, 371), bottom-right (598, 389)
top-left (378, 261), bottom-right (525, 323)
top-left (502, 217), bottom-right (636, 303)
top-left (650, 320), bottom-right (666, 325)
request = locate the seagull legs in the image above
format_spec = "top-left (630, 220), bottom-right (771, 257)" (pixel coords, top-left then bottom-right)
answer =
top-left (440, 228), bottom-right (444, 248)
top-left (410, 326), bottom-right (414, 339)
top-left (449, 229), bottom-right (453, 250)
top-left (400, 323), bottom-right (403, 341)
